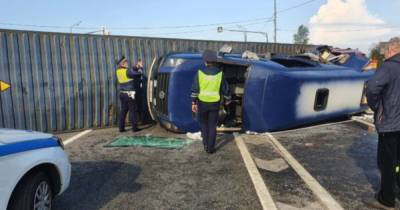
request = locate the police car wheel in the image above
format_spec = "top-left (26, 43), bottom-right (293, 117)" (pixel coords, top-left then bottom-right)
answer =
top-left (8, 171), bottom-right (53, 210)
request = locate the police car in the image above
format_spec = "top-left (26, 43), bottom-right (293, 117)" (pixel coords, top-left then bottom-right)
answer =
top-left (0, 128), bottom-right (71, 210)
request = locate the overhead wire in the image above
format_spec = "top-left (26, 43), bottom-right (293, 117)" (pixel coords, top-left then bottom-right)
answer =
top-left (0, 22), bottom-right (96, 30)
top-left (0, 0), bottom-right (320, 34)
top-left (139, 19), bottom-right (274, 36)
top-left (0, 17), bottom-right (273, 31)
top-left (138, 0), bottom-right (319, 36)
top-left (277, 0), bottom-right (318, 13)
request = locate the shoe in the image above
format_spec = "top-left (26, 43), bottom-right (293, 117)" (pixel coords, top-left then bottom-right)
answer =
top-left (119, 129), bottom-right (126, 133)
top-left (132, 128), bottom-right (141, 132)
top-left (203, 145), bottom-right (208, 152)
top-left (363, 197), bottom-right (394, 210)
top-left (207, 148), bottom-right (216, 154)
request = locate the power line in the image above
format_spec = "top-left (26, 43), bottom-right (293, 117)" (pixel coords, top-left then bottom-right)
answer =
top-left (0, 18), bottom-right (274, 37)
top-left (278, 0), bottom-right (319, 13)
top-left (139, 20), bottom-right (272, 36)
top-left (140, 29), bottom-right (213, 36)
top-left (0, 0), bottom-right (320, 33)
top-left (116, 0), bottom-right (318, 36)
top-left (0, 17), bottom-right (273, 31)
top-left (0, 0), bottom-right (320, 42)
top-left (110, 18), bottom-right (273, 30)
top-left (0, 22), bottom-right (73, 29)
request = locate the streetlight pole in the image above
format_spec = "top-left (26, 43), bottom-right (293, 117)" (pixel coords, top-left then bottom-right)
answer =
top-left (70, 21), bottom-right (82, 33)
top-left (217, 27), bottom-right (268, 43)
top-left (85, 26), bottom-right (110, 35)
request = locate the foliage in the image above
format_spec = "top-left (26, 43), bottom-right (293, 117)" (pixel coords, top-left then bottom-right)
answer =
top-left (369, 46), bottom-right (385, 68)
top-left (293, 25), bottom-right (309, 45)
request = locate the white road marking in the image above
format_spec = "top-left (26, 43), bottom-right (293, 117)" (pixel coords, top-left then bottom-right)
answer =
top-left (265, 133), bottom-right (344, 210)
top-left (235, 136), bottom-right (278, 210)
top-left (63, 129), bottom-right (93, 145)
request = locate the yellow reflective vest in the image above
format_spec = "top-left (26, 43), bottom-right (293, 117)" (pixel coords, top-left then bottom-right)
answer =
top-left (116, 67), bottom-right (133, 84)
top-left (198, 70), bottom-right (222, 103)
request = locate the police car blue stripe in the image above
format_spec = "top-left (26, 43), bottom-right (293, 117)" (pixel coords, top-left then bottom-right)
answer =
top-left (0, 138), bottom-right (59, 157)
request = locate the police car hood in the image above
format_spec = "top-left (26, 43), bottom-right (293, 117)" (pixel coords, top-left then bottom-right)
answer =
top-left (0, 128), bottom-right (54, 145)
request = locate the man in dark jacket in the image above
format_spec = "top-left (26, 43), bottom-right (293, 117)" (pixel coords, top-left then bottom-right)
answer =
top-left (132, 59), bottom-right (144, 91)
top-left (365, 37), bottom-right (400, 210)
top-left (131, 59), bottom-right (145, 123)
top-left (191, 50), bottom-right (231, 154)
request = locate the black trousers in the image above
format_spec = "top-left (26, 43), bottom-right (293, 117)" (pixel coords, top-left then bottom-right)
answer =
top-left (198, 102), bottom-right (219, 151)
top-left (377, 131), bottom-right (400, 207)
top-left (135, 90), bottom-right (144, 123)
top-left (119, 92), bottom-right (138, 131)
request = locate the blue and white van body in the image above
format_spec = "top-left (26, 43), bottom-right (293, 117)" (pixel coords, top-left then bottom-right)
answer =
top-left (147, 51), bottom-right (373, 133)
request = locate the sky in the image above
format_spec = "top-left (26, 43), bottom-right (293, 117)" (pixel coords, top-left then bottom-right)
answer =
top-left (0, 0), bottom-right (399, 53)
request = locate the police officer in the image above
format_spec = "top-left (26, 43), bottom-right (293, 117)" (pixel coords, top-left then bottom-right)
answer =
top-left (116, 56), bottom-right (141, 132)
top-left (191, 50), bottom-right (231, 154)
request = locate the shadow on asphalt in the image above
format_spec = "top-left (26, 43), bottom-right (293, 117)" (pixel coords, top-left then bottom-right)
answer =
top-left (53, 161), bottom-right (142, 210)
top-left (215, 134), bottom-right (234, 151)
top-left (346, 130), bottom-right (380, 192)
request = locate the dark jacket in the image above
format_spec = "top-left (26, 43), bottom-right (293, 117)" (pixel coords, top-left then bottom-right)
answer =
top-left (118, 67), bottom-right (142, 91)
top-left (131, 66), bottom-right (143, 92)
top-left (191, 66), bottom-right (231, 103)
top-left (366, 53), bottom-right (400, 132)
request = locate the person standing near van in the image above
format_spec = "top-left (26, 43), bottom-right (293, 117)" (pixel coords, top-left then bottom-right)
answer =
top-left (365, 37), bottom-right (400, 210)
top-left (116, 56), bottom-right (141, 132)
top-left (132, 59), bottom-right (145, 123)
top-left (191, 50), bottom-right (231, 154)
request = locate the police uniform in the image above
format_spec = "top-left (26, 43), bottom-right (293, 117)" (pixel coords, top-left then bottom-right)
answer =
top-left (116, 57), bottom-right (141, 132)
top-left (191, 50), bottom-right (230, 153)
top-left (132, 65), bottom-right (144, 123)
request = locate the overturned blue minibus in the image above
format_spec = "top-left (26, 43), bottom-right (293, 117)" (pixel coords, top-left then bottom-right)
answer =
top-left (146, 48), bottom-right (373, 133)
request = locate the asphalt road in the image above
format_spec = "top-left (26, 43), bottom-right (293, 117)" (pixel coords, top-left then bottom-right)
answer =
top-left (272, 121), bottom-right (380, 210)
top-left (54, 126), bottom-right (262, 210)
top-left (53, 121), bottom-right (386, 210)
top-left (242, 135), bottom-right (325, 210)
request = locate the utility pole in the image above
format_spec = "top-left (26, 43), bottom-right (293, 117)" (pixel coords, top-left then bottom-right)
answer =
top-left (237, 25), bottom-right (247, 42)
top-left (273, 0), bottom-right (277, 43)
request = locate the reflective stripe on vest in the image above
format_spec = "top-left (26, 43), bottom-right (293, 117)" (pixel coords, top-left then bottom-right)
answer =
top-left (116, 68), bottom-right (133, 84)
top-left (198, 70), bottom-right (222, 103)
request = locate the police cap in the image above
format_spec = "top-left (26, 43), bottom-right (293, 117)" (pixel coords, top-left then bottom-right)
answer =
top-left (202, 50), bottom-right (218, 63)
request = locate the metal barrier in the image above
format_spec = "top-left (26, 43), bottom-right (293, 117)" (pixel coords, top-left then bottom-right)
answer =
top-left (0, 29), bottom-right (312, 132)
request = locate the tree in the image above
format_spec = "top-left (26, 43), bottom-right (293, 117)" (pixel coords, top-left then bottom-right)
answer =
top-left (369, 46), bottom-right (385, 68)
top-left (293, 25), bottom-right (309, 44)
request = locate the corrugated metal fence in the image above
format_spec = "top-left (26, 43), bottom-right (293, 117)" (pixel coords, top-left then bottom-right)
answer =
top-left (0, 29), bottom-right (312, 132)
